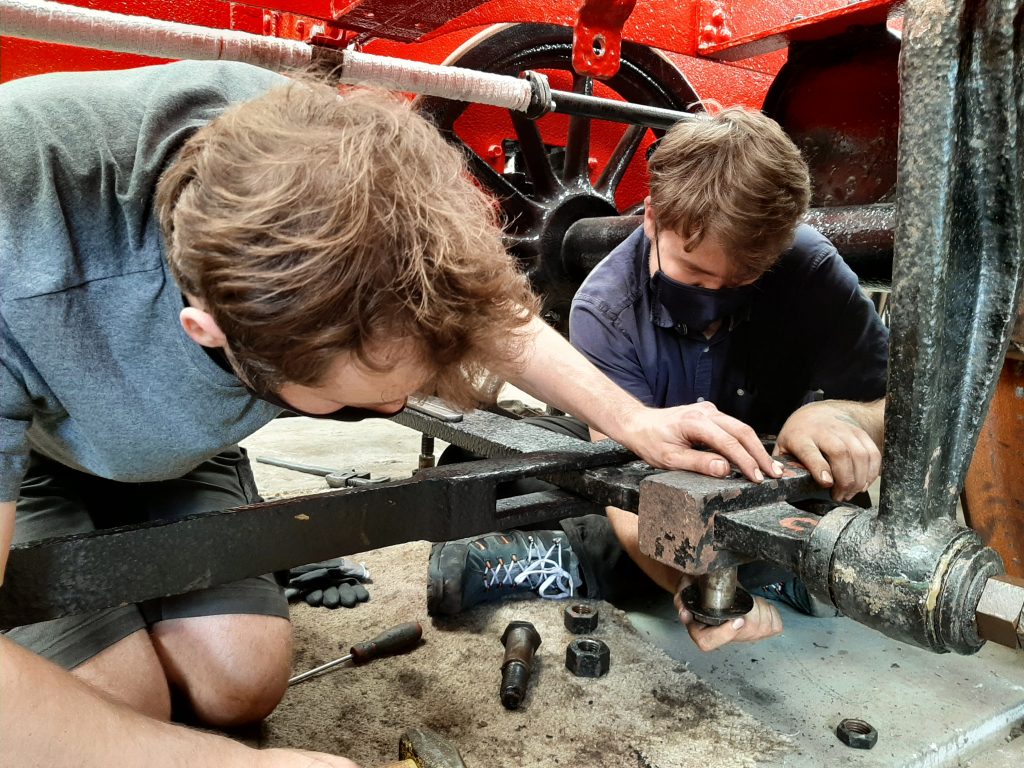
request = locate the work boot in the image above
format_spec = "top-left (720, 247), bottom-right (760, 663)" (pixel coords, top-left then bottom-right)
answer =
top-left (749, 577), bottom-right (841, 618)
top-left (428, 530), bottom-right (582, 616)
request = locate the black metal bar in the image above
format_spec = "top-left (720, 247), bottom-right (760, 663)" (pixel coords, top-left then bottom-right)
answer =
top-left (549, 89), bottom-right (693, 131)
top-left (0, 450), bottom-right (614, 628)
top-left (391, 406), bottom-right (649, 509)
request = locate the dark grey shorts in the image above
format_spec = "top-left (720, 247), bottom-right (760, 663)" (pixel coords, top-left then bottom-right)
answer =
top-left (4, 447), bottom-right (289, 670)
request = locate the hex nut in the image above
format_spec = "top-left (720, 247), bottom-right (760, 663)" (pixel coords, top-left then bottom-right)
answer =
top-left (836, 719), bottom-right (877, 750)
top-left (565, 638), bottom-right (610, 678)
top-left (975, 575), bottom-right (1024, 650)
top-left (564, 603), bottom-right (599, 634)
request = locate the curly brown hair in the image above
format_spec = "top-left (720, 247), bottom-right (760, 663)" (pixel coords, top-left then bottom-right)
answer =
top-left (648, 106), bottom-right (811, 279)
top-left (157, 78), bottom-right (538, 408)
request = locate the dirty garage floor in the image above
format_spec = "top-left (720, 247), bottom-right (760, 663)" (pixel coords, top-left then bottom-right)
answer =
top-left (240, 405), bottom-right (1024, 767)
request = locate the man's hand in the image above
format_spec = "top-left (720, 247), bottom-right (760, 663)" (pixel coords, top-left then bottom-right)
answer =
top-left (674, 582), bottom-right (783, 652)
top-left (509, 319), bottom-right (782, 484)
top-left (773, 399), bottom-right (884, 501)
top-left (618, 401), bottom-right (783, 483)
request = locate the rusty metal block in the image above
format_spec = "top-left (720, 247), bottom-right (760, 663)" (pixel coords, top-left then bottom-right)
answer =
top-left (975, 574), bottom-right (1024, 649)
top-left (636, 458), bottom-right (821, 574)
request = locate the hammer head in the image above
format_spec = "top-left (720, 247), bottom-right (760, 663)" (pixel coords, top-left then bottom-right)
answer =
top-left (398, 727), bottom-right (467, 768)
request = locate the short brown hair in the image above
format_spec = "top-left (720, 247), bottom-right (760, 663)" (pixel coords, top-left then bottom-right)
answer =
top-left (157, 79), bottom-right (538, 407)
top-left (648, 106), bottom-right (810, 278)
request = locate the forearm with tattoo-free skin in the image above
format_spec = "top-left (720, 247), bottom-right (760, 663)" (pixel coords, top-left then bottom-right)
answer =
top-left (508, 317), bottom-right (783, 483)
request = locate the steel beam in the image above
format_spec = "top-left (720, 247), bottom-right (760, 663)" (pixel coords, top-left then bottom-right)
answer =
top-left (0, 450), bottom-right (605, 628)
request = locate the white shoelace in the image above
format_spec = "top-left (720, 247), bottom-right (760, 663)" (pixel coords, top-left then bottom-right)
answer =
top-left (482, 535), bottom-right (575, 599)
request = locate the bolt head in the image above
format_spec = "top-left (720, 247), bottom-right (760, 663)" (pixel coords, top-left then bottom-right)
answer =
top-left (976, 575), bottom-right (1024, 649)
top-left (501, 620), bottom-right (541, 648)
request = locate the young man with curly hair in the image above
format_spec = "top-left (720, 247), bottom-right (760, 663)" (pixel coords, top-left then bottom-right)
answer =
top-left (431, 107), bottom-right (887, 653)
top-left (0, 64), bottom-right (782, 766)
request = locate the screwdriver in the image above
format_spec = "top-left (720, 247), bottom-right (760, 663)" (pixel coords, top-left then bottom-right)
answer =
top-left (288, 621), bottom-right (423, 686)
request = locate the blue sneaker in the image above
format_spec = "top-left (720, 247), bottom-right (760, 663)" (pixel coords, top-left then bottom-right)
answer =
top-left (428, 530), bottom-right (582, 616)
top-left (750, 577), bottom-right (840, 618)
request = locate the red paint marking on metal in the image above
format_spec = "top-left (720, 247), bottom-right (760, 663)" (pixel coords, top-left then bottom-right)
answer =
top-left (697, 0), bottom-right (899, 62)
top-left (780, 516), bottom-right (819, 533)
top-left (571, 0), bottom-right (637, 80)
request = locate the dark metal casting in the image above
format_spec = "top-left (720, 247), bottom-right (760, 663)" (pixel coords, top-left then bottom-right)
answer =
top-left (803, 0), bottom-right (1024, 654)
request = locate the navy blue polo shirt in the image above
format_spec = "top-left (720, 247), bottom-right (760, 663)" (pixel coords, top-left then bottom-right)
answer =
top-left (569, 224), bottom-right (889, 435)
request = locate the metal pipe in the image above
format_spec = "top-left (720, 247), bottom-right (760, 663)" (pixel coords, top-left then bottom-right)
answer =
top-left (700, 568), bottom-right (738, 612)
top-left (0, 0), bottom-right (694, 130)
top-left (550, 89), bottom-right (694, 131)
top-left (562, 204), bottom-right (895, 285)
top-left (0, 0), bottom-right (311, 71)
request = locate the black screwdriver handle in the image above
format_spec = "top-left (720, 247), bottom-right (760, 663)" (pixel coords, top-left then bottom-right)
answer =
top-left (349, 621), bottom-right (423, 664)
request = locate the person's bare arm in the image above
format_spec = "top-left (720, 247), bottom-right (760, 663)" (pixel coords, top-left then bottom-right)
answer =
top-left (773, 398), bottom-right (884, 501)
top-left (508, 317), bottom-right (782, 482)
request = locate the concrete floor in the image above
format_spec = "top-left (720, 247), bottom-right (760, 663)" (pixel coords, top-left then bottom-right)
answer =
top-left (240, 402), bottom-right (1024, 767)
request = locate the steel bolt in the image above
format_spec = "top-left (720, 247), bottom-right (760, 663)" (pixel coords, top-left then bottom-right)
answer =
top-left (500, 621), bottom-right (542, 710)
top-left (563, 603), bottom-right (599, 634)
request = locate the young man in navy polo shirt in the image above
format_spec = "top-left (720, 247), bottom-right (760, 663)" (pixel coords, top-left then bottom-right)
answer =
top-left (431, 107), bottom-right (887, 651)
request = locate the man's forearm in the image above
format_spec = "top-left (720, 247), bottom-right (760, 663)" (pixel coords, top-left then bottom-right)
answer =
top-left (0, 636), bottom-right (269, 768)
top-left (507, 316), bottom-right (643, 444)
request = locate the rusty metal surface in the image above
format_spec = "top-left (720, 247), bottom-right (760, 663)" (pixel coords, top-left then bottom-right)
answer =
top-left (636, 459), bottom-right (822, 574)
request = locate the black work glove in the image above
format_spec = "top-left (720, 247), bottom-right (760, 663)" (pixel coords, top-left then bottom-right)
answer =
top-left (285, 557), bottom-right (371, 609)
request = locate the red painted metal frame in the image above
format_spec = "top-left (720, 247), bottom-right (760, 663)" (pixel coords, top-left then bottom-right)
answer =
top-left (571, 0), bottom-right (638, 80)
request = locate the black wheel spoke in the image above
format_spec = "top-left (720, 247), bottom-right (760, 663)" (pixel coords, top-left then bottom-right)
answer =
top-left (502, 232), bottom-right (543, 272)
top-left (562, 74), bottom-right (594, 185)
top-left (596, 123), bottom-right (648, 202)
top-left (447, 133), bottom-right (540, 226)
top-left (509, 112), bottom-right (560, 197)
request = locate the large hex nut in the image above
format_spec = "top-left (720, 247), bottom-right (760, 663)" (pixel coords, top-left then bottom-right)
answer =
top-left (564, 603), bottom-right (599, 634)
top-left (565, 638), bottom-right (610, 678)
top-left (975, 575), bottom-right (1024, 650)
top-left (836, 719), bottom-right (878, 750)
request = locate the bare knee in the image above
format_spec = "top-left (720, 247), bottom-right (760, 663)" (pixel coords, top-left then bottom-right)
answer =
top-left (151, 614), bottom-right (292, 728)
top-left (73, 630), bottom-right (172, 721)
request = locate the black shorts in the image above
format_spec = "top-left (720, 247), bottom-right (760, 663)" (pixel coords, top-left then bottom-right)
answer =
top-left (4, 447), bottom-right (288, 669)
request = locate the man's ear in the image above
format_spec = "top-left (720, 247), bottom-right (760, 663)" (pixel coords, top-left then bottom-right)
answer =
top-left (642, 196), bottom-right (656, 241)
top-left (180, 306), bottom-right (227, 348)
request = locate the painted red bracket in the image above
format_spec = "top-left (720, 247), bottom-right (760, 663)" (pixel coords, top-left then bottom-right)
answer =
top-left (572, 0), bottom-right (638, 80)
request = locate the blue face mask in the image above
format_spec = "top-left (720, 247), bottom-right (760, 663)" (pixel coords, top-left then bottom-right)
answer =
top-left (649, 231), bottom-right (754, 333)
